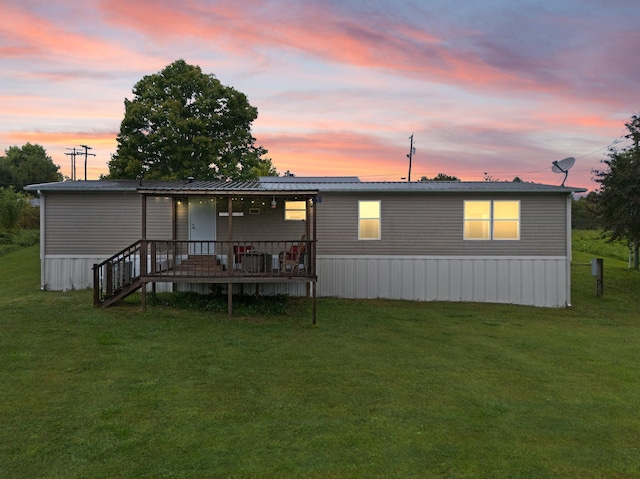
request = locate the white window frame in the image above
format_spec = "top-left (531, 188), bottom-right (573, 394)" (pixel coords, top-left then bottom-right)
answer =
top-left (463, 200), bottom-right (520, 241)
top-left (358, 200), bottom-right (381, 240)
top-left (284, 200), bottom-right (307, 221)
top-left (492, 200), bottom-right (520, 240)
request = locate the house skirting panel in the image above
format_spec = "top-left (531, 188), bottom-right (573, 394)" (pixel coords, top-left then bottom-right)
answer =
top-left (42, 255), bottom-right (569, 308)
top-left (41, 256), bottom-right (172, 293)
top-left (317, 255), bottom-right (569, 308)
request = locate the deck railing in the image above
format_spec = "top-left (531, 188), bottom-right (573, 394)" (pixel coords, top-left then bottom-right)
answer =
top-left (94, 239), bottom-right (316, 306)
top-left (93, 241), bottom-right (142, 305)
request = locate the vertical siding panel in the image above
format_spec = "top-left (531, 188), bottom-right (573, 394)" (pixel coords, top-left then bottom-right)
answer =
top-left (520, 260), bottom-right (533, 305)
top-left (414, 260), bottom-right (425, 301)
top-left (374, 259), bottom-right (385, 299)
top-left (471, 261), bottom-right (483, 302)
top-left (408, 259), bottom-right (417, 300)
top-left (533, 260), bottom-right (545, 306)
top-left (301, 256), bottom-right (568, 307)
top-left (484, 261), bottom-right (495, 303)
top-left (346, 258), bottom-right (357, 298)
top-left (460, 259), bottom-right (473, 301)
top-left (400, 259), bottom-right (409, 300)
top-left (44, 257), bottom-right (105, 291)
top-left (544, 260), bottom-right (562, 307)
top-left (496, 259), bottom-right (510, 304)
top-left (509, 261), bottom-right (522, 305)
top-left (425, 260), bottom-right (437, 300)
top-left (436, 261), bottom-right (447, 300)
top-left (448, 260), bottom-right (460, 301)
top-left (357, 260), bottom-right (364, 298)
top-left (376, 258), bottom-right (387, 299)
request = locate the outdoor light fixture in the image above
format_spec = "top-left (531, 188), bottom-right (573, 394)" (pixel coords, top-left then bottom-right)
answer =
top-left (271, 195), bottom-right (277, 209)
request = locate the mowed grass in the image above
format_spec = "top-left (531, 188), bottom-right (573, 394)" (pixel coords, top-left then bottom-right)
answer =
top-left (1, 242), bottom-right (640, 478)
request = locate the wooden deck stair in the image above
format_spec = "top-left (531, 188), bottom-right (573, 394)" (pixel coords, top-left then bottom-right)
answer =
top-left (171, 255), bottom-right (223, 275)
top-left (101, 278), bottom-right (142, 308)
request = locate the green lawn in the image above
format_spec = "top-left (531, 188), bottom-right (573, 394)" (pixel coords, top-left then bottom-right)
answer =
top-left (1, 243), bottom-right (639, 478)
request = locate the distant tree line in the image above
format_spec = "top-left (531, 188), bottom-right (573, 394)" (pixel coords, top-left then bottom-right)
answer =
top-left (572, 193), bottom-right (600, 230)
top-left (593, 113), bottom-right (640, 268)
top-left (0, 143), bottom-right (62, 191)
top-left (0, 143), bottom-right (60, 232)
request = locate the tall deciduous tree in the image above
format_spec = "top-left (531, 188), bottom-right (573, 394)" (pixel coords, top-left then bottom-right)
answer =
top-left (593, 114), bottom-right (640, 269)
top-left (108, 60), bottom-right (270, 181)
top-left (0, 143), bottom-right (62, 190)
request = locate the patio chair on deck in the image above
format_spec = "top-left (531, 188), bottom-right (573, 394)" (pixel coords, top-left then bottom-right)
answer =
top-left (279, 235), bottom-right (306, 273)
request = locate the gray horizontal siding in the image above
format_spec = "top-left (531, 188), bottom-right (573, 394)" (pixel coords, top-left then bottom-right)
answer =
top-left (44, 193), bottom-right (173, 255)
top-left (175, 198), bottom-right (308, 241)
top-left (45, 192), bottom-right (141, 255)
top-left (316, 193), bottom-right (567, 256)
top-left (145, 196), bottom-right (173, 239)
top-left (217, 200), bottom-right (307, 241)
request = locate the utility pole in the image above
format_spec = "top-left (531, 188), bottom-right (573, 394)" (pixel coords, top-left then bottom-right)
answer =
top-left (406, 134), bottom-right (415, 182)
top-left (79, 145), bottom-right (96, 180)
top-left (65, 147), bottom-right (79, 181)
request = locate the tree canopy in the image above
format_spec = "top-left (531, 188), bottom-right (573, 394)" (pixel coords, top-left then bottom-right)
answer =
top-left (572, 192), bottom-right (600, 230)
top-left (108, 60), bottom-right (272, 181)
top-left (0, 143), bottom-right (62, 190)
top-left (593, 113), bottom-right (640, 268)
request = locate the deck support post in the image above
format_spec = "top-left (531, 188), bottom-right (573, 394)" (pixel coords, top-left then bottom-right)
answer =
top-left (93, 263), bottom-right (99, 306)
top-left (227, 197), bottom-right (234, 319)
top-left (141, 195), bottom-right (147, 311)
top-left (141, 282), bottom-right (147, 311)
top-left (312, 281), bottom-right (317, 325)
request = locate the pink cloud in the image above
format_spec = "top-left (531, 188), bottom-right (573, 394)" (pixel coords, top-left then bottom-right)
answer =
top-left (259, 127), bottom-right (601, 189)
top-left (5, 130), bottom-right (116, 146)
top-left (0, 3), bottom-right (159, 71)
top-left (96, 0), bottom-right (538, 93)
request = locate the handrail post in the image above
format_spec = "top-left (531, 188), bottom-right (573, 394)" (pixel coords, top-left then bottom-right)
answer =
top-left (93, 264), bottom-right (100, 306)
top-left (150, 241), bottom-right (157, 274)
top-left (106, 263), bottom-right (113, 297)
top-left (140, 240), bottom-right (147, 311)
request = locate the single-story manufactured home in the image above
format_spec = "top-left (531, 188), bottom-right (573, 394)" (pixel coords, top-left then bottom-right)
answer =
top-left (25, 176), bottom-right (585, 314)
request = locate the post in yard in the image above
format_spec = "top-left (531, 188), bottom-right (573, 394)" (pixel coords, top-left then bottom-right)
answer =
top-left (591, 258), bottom-right (603, 297)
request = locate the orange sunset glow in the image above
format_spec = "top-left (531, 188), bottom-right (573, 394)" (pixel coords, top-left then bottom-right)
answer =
top-left (2, 0), bottom-right (639, 190)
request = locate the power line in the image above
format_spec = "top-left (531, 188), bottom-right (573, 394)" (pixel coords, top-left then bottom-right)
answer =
top-left (65, 145), bottom-right (96, 180)
top-left (79, 145), bottom-right (96, 181)
top-left (65, 147), bottom-right (79, 181)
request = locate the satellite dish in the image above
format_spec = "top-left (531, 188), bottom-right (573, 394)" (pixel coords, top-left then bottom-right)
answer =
top-left (551, 157), bottom-right (576, 186)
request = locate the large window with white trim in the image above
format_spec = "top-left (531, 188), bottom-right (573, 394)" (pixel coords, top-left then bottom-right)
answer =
top-left (464, 200), bottom-right (520, 240)
top-left (359, 200), bottom-right (381, 240)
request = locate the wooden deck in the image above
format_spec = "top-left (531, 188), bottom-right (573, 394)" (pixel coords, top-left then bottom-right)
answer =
top-left (93, 240), bottom-right (317, 319)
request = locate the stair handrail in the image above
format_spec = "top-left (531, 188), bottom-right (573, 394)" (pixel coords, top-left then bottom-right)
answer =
top-left (93, 240), bottom-right (143, 306)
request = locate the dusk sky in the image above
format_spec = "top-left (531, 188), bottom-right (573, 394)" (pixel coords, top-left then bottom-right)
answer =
top-left (2, 0), bottom-right (639, 191)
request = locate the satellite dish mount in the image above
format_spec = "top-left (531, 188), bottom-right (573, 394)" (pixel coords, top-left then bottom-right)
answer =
top-left (551, 157), bottom-right (576, 186)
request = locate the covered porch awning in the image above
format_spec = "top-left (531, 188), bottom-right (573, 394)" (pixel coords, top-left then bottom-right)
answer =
top-left (136, 179), bottom-right (320, 321)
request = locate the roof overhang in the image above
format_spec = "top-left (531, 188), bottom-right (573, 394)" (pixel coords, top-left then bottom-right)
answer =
top-left (24, 178), bottom-right (587, 196)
